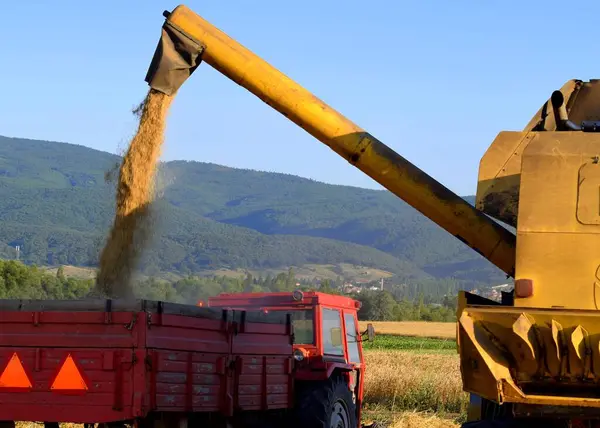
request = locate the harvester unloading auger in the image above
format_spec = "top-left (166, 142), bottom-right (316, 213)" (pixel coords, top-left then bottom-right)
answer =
top-left (144, 6), bottom-right (516, 281)
top-left (146, 5), bottom-right (600, 427)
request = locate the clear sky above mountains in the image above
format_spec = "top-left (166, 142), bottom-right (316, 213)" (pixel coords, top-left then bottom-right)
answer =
top-left (2, 0), bottom-right (598, 195)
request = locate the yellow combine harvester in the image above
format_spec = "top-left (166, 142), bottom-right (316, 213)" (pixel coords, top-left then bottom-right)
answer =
top-left (145, 5), bottom-right (600, 427)
top-left (459, 80), bottom-right (600, 428)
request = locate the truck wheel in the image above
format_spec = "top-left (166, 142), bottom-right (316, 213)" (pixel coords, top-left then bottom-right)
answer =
top-left (295, 375), bottom-right (357, 428)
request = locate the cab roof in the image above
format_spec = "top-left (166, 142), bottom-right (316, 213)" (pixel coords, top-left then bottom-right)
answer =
top-left (208, 291), bottom-right (361, 311)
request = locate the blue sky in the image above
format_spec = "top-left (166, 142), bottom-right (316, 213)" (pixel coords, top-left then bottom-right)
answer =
top-left (1, 1), bottom-right (598, 195)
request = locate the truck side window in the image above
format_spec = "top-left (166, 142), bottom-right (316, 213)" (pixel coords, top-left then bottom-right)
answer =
top-left (344, 313), bottom-right (361, 364)
top-left (322, 308), bottom-right (344, 356)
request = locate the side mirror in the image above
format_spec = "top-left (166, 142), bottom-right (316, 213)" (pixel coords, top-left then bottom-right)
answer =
top-left (361, 323), bottom-right (375, 342)
top-left (330, 327), bottom-right (342, 347)
top-left (367, 323), bottom-right (375, 342)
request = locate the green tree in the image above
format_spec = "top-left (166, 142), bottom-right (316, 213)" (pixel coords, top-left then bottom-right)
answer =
top-left (56, 266), bottom-right (65, 281)
top-left (243, 273), bottom-right (254, 292)
top-left (286, 267), bottom-right (296, 289)
top-left (371, 291), bottom-right (396, 320)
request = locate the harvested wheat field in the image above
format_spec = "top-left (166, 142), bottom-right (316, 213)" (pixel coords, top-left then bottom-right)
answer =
top-left (389, 412), bottom-right (459, 428)
top-left (363, 351), bottom-right (467, 414)
top-left (360, 321), bottom-right (456, 339)
top-left (16, 415), bottom-right (459, 428)
top-left (16, 425), bottom-right (78, 428)
top-left (392, 412), bottom-right (459, 428)
top-left (16, 415), bottom-right (458, 428)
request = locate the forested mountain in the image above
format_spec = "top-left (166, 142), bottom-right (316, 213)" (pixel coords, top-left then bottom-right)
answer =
top-left (0, 135), bottom-right (507, 290)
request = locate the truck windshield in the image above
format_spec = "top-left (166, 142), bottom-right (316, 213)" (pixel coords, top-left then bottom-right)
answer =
top-left (290, 309), bottom-right (315, 345)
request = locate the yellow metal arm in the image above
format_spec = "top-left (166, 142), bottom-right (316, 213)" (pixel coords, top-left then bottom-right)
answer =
top-left (145, 5), bottom-right (516, 277)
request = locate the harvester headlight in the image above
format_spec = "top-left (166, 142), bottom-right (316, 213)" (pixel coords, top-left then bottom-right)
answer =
top-left (293, 348), bottom-right (307, 361)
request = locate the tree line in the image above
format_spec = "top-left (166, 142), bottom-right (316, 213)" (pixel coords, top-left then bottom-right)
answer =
top-left (0, 260), bottom-right (457, 322)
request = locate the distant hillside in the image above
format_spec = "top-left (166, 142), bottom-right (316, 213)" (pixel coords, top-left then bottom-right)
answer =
top-left (0, 135), bottom-right (507, 289)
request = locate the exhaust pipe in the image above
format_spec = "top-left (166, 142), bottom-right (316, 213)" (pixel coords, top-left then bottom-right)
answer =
top-left (551, 90), bottom-right (581, 131)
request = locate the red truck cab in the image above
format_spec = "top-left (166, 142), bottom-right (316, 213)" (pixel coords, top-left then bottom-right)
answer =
top-left (208, 290), bottom-right (374, 427)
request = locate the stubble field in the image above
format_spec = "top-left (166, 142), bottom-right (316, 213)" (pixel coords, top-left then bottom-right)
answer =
top-left (359, 321), bottom-right (455, 339)
top-left (360, 321), bottom-right (465, 427)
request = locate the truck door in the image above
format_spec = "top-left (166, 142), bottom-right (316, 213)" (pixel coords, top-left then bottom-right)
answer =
top-left (319, 307), bottom-right (364, 421)
top-left (342, 312), bottom-right (364, 409)
top-left (321, 308), bottom-right (345, 362)
top-left (320, 308), bottom-right (362, 365)
top-left (343, 313), bottom-right (362, 365)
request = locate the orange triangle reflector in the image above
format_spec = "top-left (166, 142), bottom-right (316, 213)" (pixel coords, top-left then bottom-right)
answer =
top-left (51, 354), bottom-right (87, 391)
top-left (0, 353), bottom-right (32, 389)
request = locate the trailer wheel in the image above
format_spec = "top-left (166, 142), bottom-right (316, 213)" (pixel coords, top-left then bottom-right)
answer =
top-left (295, 375), bottom-right (357, 428)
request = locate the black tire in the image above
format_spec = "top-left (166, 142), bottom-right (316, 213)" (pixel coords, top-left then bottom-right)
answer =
top-left (461, 396), bottom-right (517, 428)
top-left (295, 375), bottom-right (358, 428)
top-left (463, 396), bottom-right (568, 428)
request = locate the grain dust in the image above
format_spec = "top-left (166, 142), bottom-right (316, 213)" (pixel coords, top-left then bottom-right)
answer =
top-left (95, 89), bottom-right (173, 299)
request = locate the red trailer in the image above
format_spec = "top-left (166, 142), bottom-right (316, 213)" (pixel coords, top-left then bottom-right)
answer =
top-left (0, 292), bottom-right (374, 428)
top-left (0, 299), bottom-right (293, 427)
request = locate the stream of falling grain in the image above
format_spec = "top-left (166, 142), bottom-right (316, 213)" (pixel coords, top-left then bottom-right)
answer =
top-left (95, 89), bottom-right (173, 299)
